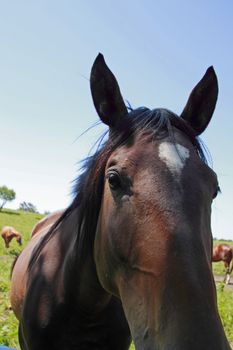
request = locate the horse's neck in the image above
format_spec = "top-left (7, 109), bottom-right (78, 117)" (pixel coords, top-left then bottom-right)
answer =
top-left (24, 210), bottom-right (131, 349)
top-left (58, 209), bottom-right (111, 312)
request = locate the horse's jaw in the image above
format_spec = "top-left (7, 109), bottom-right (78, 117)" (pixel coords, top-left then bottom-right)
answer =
top-left (116, 266), bottom-right (231, 350)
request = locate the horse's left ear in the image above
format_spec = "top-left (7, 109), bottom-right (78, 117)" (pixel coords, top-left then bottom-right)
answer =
top-left (90, 53), bottom-right (128, 128)
top-left (180, 67), bottom-right (218, 135)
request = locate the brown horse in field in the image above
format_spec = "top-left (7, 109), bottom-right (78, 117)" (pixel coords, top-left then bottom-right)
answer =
top-left (212, 244), bottom-right (233, 284)
top-left (1, 226), bottom-right (22, 248)
top-left (10, 54), bottom-right (231, 349)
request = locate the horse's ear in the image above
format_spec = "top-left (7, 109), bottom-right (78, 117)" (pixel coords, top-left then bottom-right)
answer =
top-left (180, 67), bottom-right (218, 135)
top-left (90, 53), bottom-right (128, 128)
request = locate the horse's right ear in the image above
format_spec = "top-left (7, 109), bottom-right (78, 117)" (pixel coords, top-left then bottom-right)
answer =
top-left (90, 53), bottom-right (128, 128)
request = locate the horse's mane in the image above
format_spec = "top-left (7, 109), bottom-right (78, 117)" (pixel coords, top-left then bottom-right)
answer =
top-left (28, 107), bottom-right (207, 271)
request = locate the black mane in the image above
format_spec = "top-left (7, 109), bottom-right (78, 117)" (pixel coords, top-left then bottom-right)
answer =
top-left (28, 108), bottom-right (207, 270)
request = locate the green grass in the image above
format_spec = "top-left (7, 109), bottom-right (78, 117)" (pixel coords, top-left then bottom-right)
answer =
top-left (217, 284), bottom-right (233, 345)
top-left (213, 261), bottom-right (228, 277)
top-left (0, 209), bottom-right (43, 348)
top-left (0, 211), bottom-right (232, 348)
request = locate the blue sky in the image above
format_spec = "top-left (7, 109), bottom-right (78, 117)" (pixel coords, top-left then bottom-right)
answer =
top-left (0, 1), bottom-right (232, 239)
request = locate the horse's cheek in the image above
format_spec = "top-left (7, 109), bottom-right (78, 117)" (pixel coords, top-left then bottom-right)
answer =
top-left (94, 194), bottom-right (136, 292)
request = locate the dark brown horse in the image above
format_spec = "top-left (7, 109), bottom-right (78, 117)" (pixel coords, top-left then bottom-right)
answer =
top-left (1, 226), bottom-right (22, 248)
top-left (10, 54), bottom-right (231, 349)
top-left (212, 244), bottom-right (233, 284)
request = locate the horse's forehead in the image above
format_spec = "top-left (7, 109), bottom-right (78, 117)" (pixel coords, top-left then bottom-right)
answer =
top-left (108, 131), bottom-right (192, 177)
top-left (158, 142), bottom-right (190, 176)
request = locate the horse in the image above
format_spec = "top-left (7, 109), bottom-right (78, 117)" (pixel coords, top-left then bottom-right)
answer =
top-left (1, 226), bottom-right (22, 248)
top-left (212, 244), bottom-right (233, 284)
top-left (10, 54), bottom-right (231, 350)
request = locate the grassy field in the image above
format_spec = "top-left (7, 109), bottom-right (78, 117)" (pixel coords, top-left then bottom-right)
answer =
top-left (0, 209), bottom-right (232, 349)
top-left (0, 209), bottom-right (44, 348)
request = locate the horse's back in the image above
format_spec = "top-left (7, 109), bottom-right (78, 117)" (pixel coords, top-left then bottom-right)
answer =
top-left (31, 209), bottom-right (64, 237)
top-left (212, 244), bottom-right (233, 262)
top-left (10, 210), bottom-right (64, 320)
top-left (10, 231), bottom-right (47, 320)
top-left (1, 226), bottom-right (18, 236)
top-left (10, 211), bottom-right (63, 320)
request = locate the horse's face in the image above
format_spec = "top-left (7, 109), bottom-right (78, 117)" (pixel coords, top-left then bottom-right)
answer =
top-left (96, 128), bottom-right (217, 285)
top-left (95, 129), bottom-right (220, 347)
top-left (91, 55), bottom-right (230, 349)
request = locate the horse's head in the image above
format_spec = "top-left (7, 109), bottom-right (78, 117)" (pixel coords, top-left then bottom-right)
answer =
top-left (16, 235), bottom-right (22, 245)
top-left (90, 54), bottom-right (230, 349)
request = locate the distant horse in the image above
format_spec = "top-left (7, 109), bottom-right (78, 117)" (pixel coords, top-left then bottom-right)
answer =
top-left (10, 54), bottom-right (231, 349)
top-left (1, 226), bottom-right (22, 248)
top-left (212, 244), bottom-right (233, 284)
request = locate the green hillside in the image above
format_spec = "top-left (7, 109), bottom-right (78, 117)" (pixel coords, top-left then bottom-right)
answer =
top-left (0, 209), bottom-right (44, 244)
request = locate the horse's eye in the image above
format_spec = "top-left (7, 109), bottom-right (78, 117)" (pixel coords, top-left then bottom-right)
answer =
top-left (108, 172), bottom-right (121, 190)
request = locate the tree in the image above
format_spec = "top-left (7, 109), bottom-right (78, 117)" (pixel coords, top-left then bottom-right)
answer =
top-left (0, 185), bottom-right (16, 210)
top-left (19, 201), bottom-right (38, 213)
